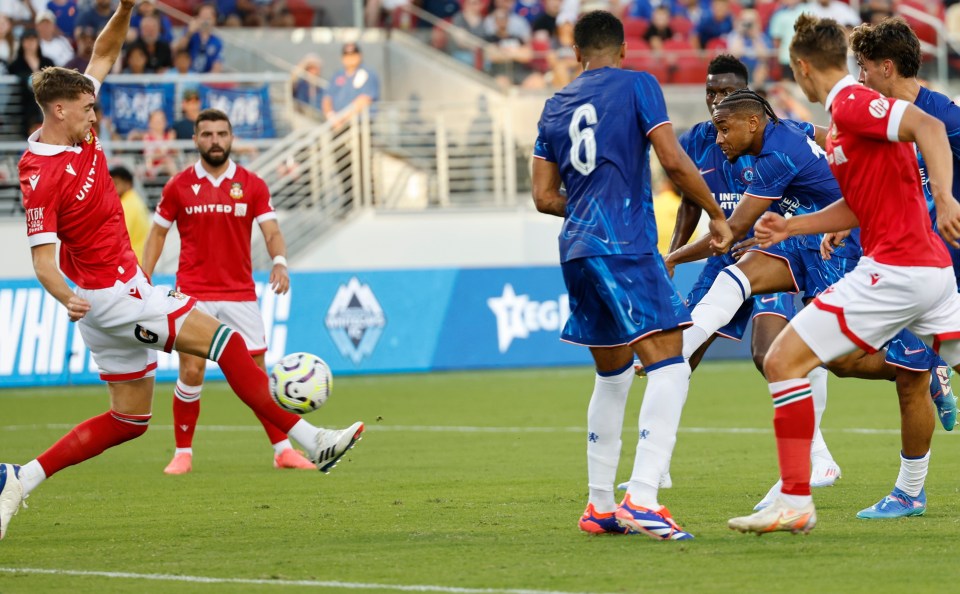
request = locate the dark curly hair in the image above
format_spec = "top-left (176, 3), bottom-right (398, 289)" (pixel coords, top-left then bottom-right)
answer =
top-left (708, 54), bottom-right (749, 85)
top-left (574, 10), bottom-right (624, 55)
top-left (849, 17), bottom-right (921, 79)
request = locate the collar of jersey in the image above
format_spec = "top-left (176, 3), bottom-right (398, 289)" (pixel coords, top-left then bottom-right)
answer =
top-left (27, 129), bottom-right (83, 156)
top-left (193, 159), bottom-right (237, 187)
top-left (824, 74), bottom-right (859, 113)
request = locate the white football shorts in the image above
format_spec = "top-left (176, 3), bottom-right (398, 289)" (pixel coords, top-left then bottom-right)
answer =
top-left (76, 270), bottom-right (197, 382)
top-left (194, 300), bottom-right (267, 354)
top-left (791, 257), bottom-right (960, 366)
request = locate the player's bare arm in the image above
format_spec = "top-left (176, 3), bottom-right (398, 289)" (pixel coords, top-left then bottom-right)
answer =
top-left (669, 198), bottom-right (702, 253)
top-left (85, 0), bottom-right (136, 84)
top-left (665, 194), bottom-right (769, 266)
top-left (140, 222), bottom-right (170, 281)
top-left (648, 124), bottom-right (733, 254)
top-left (260, 219), bottom-right (290, 295)
top-left (896, 105), bottom-right (960, 246)
top-left (30, 244), bottom-right (90, 322)
top-left (754, 199), bottom-right (859, 248)
top-left (531, 158), bottom-right (567, 217)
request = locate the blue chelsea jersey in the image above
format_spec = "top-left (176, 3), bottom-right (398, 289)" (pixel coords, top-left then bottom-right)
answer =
top-left (534, 68), bottom-right (669, 263)
top-left (913, 86), bottom-right (960, 223)
top-left (679, 121), bottom-right (755, 218)
top-left (744, 119), bottom-right (859, 256)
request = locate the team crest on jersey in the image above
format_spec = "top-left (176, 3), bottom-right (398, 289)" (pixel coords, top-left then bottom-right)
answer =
top-left (229, 182), bottom-right (244, 200)
top-left (84, 131), bottom-right (93, 144)
top-left (740, 167), bottom-right (755, 184)
top-left (167, 289), bottom-right (188, 300)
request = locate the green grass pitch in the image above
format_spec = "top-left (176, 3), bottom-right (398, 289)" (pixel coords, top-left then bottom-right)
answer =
top-left (2, 361), bottom-right (960, 593)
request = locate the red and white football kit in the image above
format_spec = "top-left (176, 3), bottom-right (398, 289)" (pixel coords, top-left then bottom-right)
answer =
top-left (153, 160), bottom-right (276, 354)
top-left (19, 112), bottom-right (197, 381)
top-left (790, 75), bottom-right (960, 365)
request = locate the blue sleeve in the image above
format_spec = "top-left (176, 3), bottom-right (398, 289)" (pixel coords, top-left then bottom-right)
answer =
top-left (940, 102), bottom-right (960, 162)
top-left (783, 119), bottom-right (816, 140)
top-left (533, 120), bottom-right (556, 162)
top-left (633, 73), bottom-right (670, 136)
top-left (211, 37), bottom-right (224, 65)
top-left (747, 152), bottom-right (797, 199)
top-left (359, 70), bottom-right (380, 101)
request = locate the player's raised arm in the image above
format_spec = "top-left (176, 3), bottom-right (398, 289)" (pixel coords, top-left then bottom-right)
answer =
top-left (85, 0), bottom-right (136, 84)
top-left (895, 105), bottom-right (960, 246)
top-left (648, 124), bottom-right (732, 254)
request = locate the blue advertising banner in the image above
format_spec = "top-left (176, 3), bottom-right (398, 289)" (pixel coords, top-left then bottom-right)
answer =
top-left (198, 85), bottom-right (275, 138)
top-left (99, 82), bottom-right (176, 136)
top-left (0, 262), bottom-right (755, 389)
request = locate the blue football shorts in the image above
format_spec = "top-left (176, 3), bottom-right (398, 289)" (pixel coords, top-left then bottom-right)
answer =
top-left (560, 254), bottom-right (691, 347)
top-left (884, 329), bottom-right (939, 372)
top-left (750, 237), bottom-right (858, 298)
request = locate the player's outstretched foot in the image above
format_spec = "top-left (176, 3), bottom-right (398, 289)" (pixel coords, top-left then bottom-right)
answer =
top-left (163, 452), bottom-right (193, 475)
top-left (930, 366), bottom-right (957, 431)
top-left (273, 448), bottom-right (315, 470)
top-left (614, 494), bottom-right (693, 541)
top-left (616, 472), bottom-right (672, 491)
top-left (810, 457), bottom-right (842, 488)
top-left (729, 497), bottom-right (817, 535)
top-left (856, 487), bottom-right (926, 519)
top-left (578, 503), bottom-right (628, 534)
top-left (0, 464), bottom-right (24, 540)
top-left (310, 422), bottom-right (364, 473)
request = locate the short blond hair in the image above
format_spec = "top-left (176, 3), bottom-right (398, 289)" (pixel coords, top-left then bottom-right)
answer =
top-left (32, 67), bottom-right (96, 109)
top-left (790, 13), bottom-right (848, 71)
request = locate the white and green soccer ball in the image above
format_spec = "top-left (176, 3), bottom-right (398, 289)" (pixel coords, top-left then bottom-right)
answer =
top-left (269, 352), bottom-right (332, 414)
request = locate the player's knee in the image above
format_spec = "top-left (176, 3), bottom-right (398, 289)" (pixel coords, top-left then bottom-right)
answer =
top-left (180, 366), bottom-right (205, 386)
top-left (111, 411), bottom-right (151, 440)
top-left (751, 350), bottom-right (767, 375)
top-left (762, 352), bottom-right (785, 380)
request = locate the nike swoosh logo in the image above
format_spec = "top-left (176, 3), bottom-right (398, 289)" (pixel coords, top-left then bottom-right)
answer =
top-left (778, 511), bottom-right (811, 528)
top-left (698, 168), bottom-right (716, 175)
top-left (903, 348), bottom-right (926, 355)
top-left (760, 296), bottom-right (778, 303)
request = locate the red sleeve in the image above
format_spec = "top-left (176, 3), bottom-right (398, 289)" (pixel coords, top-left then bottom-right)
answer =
top-left (250, 173), bottom-right (276, 222)
top-left (835, 90), bottom-right (907, 143)
top-left (20, 164), bottom-right (60, 247)
top-left (154, 176), bottom-right (180, 228)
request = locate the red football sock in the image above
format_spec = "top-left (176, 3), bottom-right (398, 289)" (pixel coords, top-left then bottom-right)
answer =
top-left (173, 381), bottom-right (202, 449)
top-left (37, 411), bottom-right (151, 477)
top-left (211, 328), bottom-right (299, 434)
top-left (769, 379), bottom-right (815, 496)
top-left (256, 413), bottom-right (289, 445)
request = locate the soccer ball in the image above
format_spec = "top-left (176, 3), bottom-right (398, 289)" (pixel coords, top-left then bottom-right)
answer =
top-left (269, 353), bottom-right (332, 414)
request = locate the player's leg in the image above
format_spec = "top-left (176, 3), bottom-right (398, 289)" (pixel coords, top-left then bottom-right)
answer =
top-left (682, 249), bottom-right (797, 359)
top-left (163, 351), bottom-right (207, 475)
top-left (857, 368), bottom-right (932, 519)
top-left (249, 353), bottom-right (314, 470)
top-left (174, 309), bottom-right (363, 473)
top-left (579, 344), bottom-right (634, 535)
top-left (2, 377), bottom-right (155, 540)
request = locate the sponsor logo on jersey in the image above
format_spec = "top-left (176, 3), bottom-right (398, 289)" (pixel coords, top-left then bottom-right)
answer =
top-left (229, 182), bottom-right (244, 200)
top-left (184, 204), bottom-right (233, 215)
top-left (25, 207), bottom-right (44, 234)
top-left (827, 145), bottom-right (848, 166)
top-left (868, 98), bottom-right (889, 119)
top-left (487, 283), bottom-right (570, 353)
top-left (234, 203), bottom-right (247, 217)
top-left (28, 174), bottom-right (40, 190)
top-left (134, 324), bottom-right (159, 344)
top-left (73, 156), bottom-right (98, 201)
top-left (324, 277), bottom-right (386, 364)
top-left (191, 184), bottom-right (201, 195)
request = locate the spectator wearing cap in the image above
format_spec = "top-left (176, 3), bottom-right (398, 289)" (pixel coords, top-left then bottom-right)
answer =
top-left (64, 26), bottom-right (93, 71)
top-left (174, 3), bottom-right (224, 73)
top-left (137, 13), bottom-right (173, 72)
top-left (46, 0), bottom-right (78, 41)
top-left (74, 0), bottom-right (113, 37)
top-left (322, 42), bottom-right (380, 129)
top-left (110, 165), bottom-right (151, 263)
top-left (130, 0), bottom-right (173, 43)
top-left (173, 89), bottom-right (202, 139)
top-left (35, 9), bottom-right (73, 66)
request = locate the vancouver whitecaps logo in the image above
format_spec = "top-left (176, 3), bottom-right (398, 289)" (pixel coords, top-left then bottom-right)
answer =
top-left (324, 277), bottom-right (386, 364)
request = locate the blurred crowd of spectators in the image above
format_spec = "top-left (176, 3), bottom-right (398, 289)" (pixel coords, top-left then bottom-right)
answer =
top-left (371, 0), bottom-right (947, 89)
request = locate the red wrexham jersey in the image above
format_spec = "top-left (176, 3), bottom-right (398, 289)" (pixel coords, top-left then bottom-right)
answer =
top-left (155, 160), bottom-right (275, 301)
top-left (826, 76), bottom-right (950, 268)
top-left (19, 127), bottom-right (139, 289)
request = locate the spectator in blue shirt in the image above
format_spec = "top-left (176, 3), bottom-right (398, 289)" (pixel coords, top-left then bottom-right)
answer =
top-left (322, 42), bottom-right (380, 130)
top-left (74, 0), bottom-right (113, 37)
top-left (174, 3), bottom-right (224, 73)
top-left (695, 0), bottom-right (733, 48)
top-left (130, 0), bottom-right (174, 44)
top-left (292, 53), bottom-right (324, 112)
top-left (46, 0), bottom-right (77, 39)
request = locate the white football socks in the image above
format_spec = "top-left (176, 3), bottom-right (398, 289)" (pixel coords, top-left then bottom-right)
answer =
top-left (683, 266), bottom-right (752, 359)
top-left (18, 459), bottom-right (46, 497)
top-left (895, 450), bottom-right (929, 497)
top-left (287, 419), bottom-right (321, 453)
top-left (587, 365), bottom-right (634, 513)
top-left (808, 366), bottom-right (833, 460)
top-left (627, 358), bottom-right (691, 509)
top-left (272, 439), bottom-right (294, 456)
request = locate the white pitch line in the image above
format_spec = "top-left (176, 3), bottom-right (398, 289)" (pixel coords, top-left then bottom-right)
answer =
top-left (0, 568), bottom-right (601, 594)
top-left (0, 423), bottom-right (911, 435)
